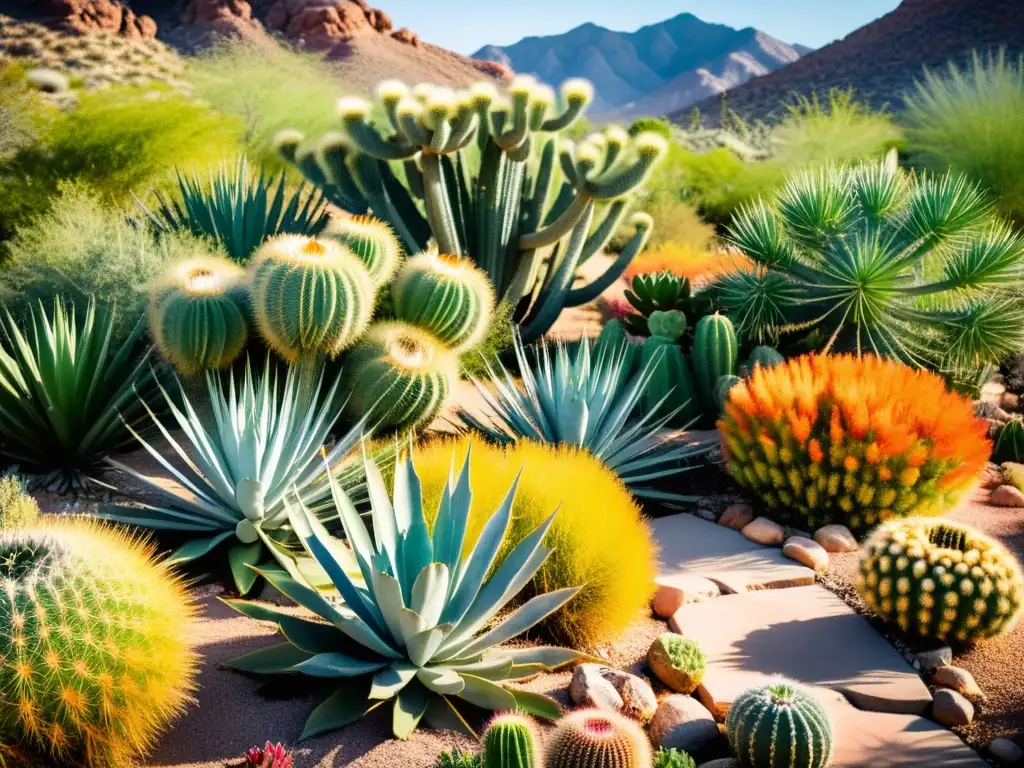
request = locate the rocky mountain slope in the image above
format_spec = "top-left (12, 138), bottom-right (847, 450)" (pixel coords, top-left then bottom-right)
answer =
top-left (674, 0), bottom-right (1024, 125)
top-left (474, 12), bottom-right (805, 117)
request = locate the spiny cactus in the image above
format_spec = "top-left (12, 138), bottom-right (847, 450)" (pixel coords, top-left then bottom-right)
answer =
top-left (323, 214), bottom-right (403, 287)
top-left (993, 420), bottom-right (1024, 463)
top-left (248, 234), bottom-right (375, 360)
top-left (726, 679), bottom-right (833, 768)
top-left (343, 321), bottom-right (458, 430)
top-left (745, 345), bottom-right (784, 373)
top-left (275, 76), bottom-right (664, 343)
top-left (648, 309), bottom-right (687, 341)
top-left (715, 374), bottom-right (742, 410)
top-left (692, 313), bottom-right (738, 418)
top-left (857, 518), bottom-right (1024, 643)
top-left (0, 519), bottom-right (197, 767)
top-left (641, 336), bottom-right (699, 428)
top-left (545, 709), bottom-right (651, 768)
top-left (0, 475), bottom-right (38, 530)
top-left (1004, 462), bottom-right (1024, 491)
top-left (148, 256), bottom-right (249, 374)
top-left (392, 249), bottom-right (496, 352)
top-left (482, 713), bottom-right (540, 768)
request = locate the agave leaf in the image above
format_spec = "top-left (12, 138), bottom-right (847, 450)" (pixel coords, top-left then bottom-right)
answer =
top-left (228, 541), bottom-right (264, 594)
top-left (393, 681), bottom-right (430, 740)
top-left (168, 531), bottom-right (235, 564)
top-left (417, 667), bottom-right (466, 695)
top-left (223, 598), bottom-right (340, 655)
top-left (410, 563), bottom-right (450, 629)
top-left (299, 680), bottom-right (372, 742)
top-left (455, 675), bottom-right (517, 711)
top-left (510, 689), bottom-right (563, 719)
top-left (295, 653), bottom-right (388, 678)
top-left (225, 642), bottom-right (314, 674)
top-left (369, 662), bottom-right (418, 700)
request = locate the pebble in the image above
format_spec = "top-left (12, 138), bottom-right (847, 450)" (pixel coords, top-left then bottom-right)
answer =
top-left (649, 695), bottom-right (720, 752)
top-left (1001, 392), bottom-right (1021, 412)
top-left (931, 689), bottom-right (974, 727)
top-left (719, 503), bottom-right (754, 530)
top-left (987, 737), bottom-right (1023, 764)
top-left (652, 575), bottom-right (721, 618)
top-left (569, 664), bottom-right (657, 720)
top-left (741, 516), bottom-right (785, 546)
top-left (981, 462), bottom-right (1006, 490)
top-left (991, 485), bottom-right (1024, 508)
top-left (813, 524), bottom-right (859, 553)
top-left (782, 536), bottom-right (829, 571)
top-left (699, 761), bottom-right (740, 768)
top-left (910, 646), bottom-right (952, 673)
top-left (933, 665), bottom-right (985, 701)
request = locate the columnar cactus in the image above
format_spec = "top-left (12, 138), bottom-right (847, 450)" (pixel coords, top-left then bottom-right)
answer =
top-left (248, 235), bottom-right (375, 360)
top-left (725, 679), bottom-right (833, 768)
top-left (0, 519), bottom-right (197, 767)
top-left (545, 709), bottom-right (651, 768)
top-left (641, 336), bottom-right (700, 427)
top-left (692, 313), bottom-right (738, 413)
top-left (148, 256), bottom-right (249, 374)
top-left (482, 713), bottom-right (540, 768)
top-left (343, 321), bottom-right (458, 430)
top-left (857, 518), bottom-right (1024, 643)
top-left (323, 214), bottom-right (403, 287)
top-left (392, 250), bottom-right (496, 352)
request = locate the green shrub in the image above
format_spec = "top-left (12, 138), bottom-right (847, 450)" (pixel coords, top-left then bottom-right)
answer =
top-left (904, 50), bottom-right (1024, 224)
top-left (628, 116), bottom-right (672, 139)
top-left (0, 475), bottom-right (39, 530)
top-left (654, 748), bottom-right (697, 768)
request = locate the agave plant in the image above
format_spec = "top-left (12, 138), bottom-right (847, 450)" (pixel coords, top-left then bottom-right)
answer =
top-left (0, 298), bottom-right (156, 494)
top-left (716, 153), bottom-right (1024, 372)
top-left (98, 358), bottom-right (369, 594)
top-left (136, 156), bottom-right (330, 263)
top-left (456, 335), bottom-right (711, 501)
top-left (224, 446), bottom-right (590, 741)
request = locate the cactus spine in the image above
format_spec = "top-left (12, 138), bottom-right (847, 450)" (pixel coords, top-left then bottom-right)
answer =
top-left (323, 214), bottom-right (403, 287)
top-left (545, 709), bottom-right (651, 768)
top-left (482, 713), bottom-right (540, 768)
top-left (726, 679), bottom-right (833, 768)
top-left (692, 313), bottom-right (738, 415)
top-left (248, 235), bottom-right (375, 361)
top-left (392, 250), bottom-right (496, 353)
top-left (0, 519), bottom-right (198, 767)
top-left (344, 321), bottom-right (458, 430)
top-left (641, 337), bottom-right (700, 427)
top-left (149, 257), bottom-right (249, 374)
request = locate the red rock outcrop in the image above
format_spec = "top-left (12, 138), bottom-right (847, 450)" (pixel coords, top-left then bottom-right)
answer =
top-left (31, 0), bottom-right (157, 38)
top-left (390, 26), bottom-right (419, 47)
top-left (265, 0), bottom-right (398, 50)
top-left (181, 0), bottom-right (255, 25)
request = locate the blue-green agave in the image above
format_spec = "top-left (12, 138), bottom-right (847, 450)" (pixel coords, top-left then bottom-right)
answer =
top-left (224, 445), bottom-right (591, 741)
top-left (98, 359), bottom-right (368, 594)
top-left (457, 335), bottom-right (711, 501)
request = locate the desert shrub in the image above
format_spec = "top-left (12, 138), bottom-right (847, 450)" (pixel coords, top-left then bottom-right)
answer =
top-left (0, 519), bottom-right (197, 767)
top-left (625, 242), bottom-right (751, 282)
top-left (412, 435), bottom-right (657, 648)
top-left (641, 197), bottom-right (718, 250)
top-left (719, 354), bottom-right (990, 536)
top-left (0, 61), bottom-right (50, 160)
top-left (0, 475), bottom-right (39, 530)
top-left (628, 116), bottom-right (673, 139)
top-left (903, 50), bottom-right (1024, 224)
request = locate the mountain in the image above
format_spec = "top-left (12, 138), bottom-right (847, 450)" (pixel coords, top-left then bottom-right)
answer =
top-left (673, 0), bottom-right (1024, 125)
top-left (473, 13), bottom-right (807, 118)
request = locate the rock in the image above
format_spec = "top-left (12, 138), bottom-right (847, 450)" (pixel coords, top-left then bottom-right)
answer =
top-left (987, 738), bottom-right (1023, 764)
top-left (782, 536), bottom-right (829, 571)
top-left (991, 484), bottom-right (1024, 508)
top-left (814, 524), bottom-right (859, 552)
top-left (181, 0), bottom-right (254, 24)
top-left (648, 633), bottom-right (706, 694)
top-left (34, 0), bottom-right (157, 38)
top-left (719, 503), bottom-right (754, 530)
top-left (471, 58), bottom-right (513, 81)
top-left (569, 664), bottom-right (657, 720)
top-left (931, 689), bottom-right (974, 727)
top-left (980, 462), bottom-right (1004, 489)
top-left (391, 26), bottom-right (419, 45)
top-left (266, 0), bottom-right (393, 49)
top-left (652, 574), bottom-right (721, 618)
top-left (1001, 392), bottom-right (1021, 412)
top-left (649, 695), bottom-right (720, 752)
top-left (976, 400), bottom-right (1014, 423)
top-left (699, 761), bottom-right (740, 768)
top-left (910, 646), bottom-right (952, 673)
top-left (741, 516), bottom-right (785, 546)
top-left (932, 665), bottom-right (985, 702)
top-left (26, 68), bottom-right (70, 93)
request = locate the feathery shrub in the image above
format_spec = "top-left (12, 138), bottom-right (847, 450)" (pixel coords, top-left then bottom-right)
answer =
top-left (0, 475), bottom-right (38, 530)
top-left (718, 354), bottom-right (990, 535)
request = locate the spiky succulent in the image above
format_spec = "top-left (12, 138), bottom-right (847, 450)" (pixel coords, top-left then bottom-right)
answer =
top-left (857, 518), bottom-right (1024, 643)
top-left (0, 298), bottom-right (157, 494)
top-left (726, 679), bottom-right (833, 768)
top-left (136, 156), bottom-right (329, 263)
top-left (545, 709), bottom-right (651, 768)
top-left (0, 519), bottom-right (198, 767)
top-left (99, 359), bottom-right (368, 594)
top-left (224, 444), bottom-right (590, 741)
top-left (653, 748), bottom-right (697, 768)
top-left (458, 334), bottom-right (712, 502)
top-left (244, 742), bottom-right (294, 768)
top-left (623, 272), bottom-right (715, 337)
top-left (323, 214), bottom-right (404, 287)
top-left (716, 155), bottom-right (1024, 373)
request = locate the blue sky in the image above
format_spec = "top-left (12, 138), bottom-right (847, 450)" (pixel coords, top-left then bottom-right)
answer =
top-left (383, 0), bottom-right (902, 54)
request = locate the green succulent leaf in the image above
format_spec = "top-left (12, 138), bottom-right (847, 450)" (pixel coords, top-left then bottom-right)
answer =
top-left (299, 680), bottom-right (373, 742)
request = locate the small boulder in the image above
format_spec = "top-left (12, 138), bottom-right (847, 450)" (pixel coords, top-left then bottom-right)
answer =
top-left (813, 524), bottom-right (859, 553)
top-left (911, 645), bottom-right (952, 673)
top-left (652, 575), bottom-right (721, 618)
top-left (987, 737), bottom-right (1023, 764)
top-left (981, 462), bottom-right (1006, 489)
top-left (991, 484), bottom-right (1024, 508)
top-left (647, 633), bottom-right (706, 694)
top-left (649, 695), bottom-right (720, 753)
top-left (719, 503), bottom-right (754, 530)
top-left (933, 665), bottom-right (985, 701)
top-left (741, 517), bottom-right (785, 546)
top-left (782, 536), bottom-right (829, 571)
top-left (1001, 392), bottom-right (1021, 412)
top-left (932, 689), bottom-right (974, 727)
top-left (569, 664), bottom-right (657, 720)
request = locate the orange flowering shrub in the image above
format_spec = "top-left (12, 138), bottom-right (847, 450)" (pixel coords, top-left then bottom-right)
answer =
top-left (718, 355), bottom-right (991, 535)
top-left (624, 242), bottom-right (753, 282)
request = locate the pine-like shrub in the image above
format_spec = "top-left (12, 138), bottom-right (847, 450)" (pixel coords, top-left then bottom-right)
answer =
top-left (718, 354), bottom-right (990, 535)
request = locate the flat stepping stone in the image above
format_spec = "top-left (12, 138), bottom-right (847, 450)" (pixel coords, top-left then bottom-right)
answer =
top-left (671, 585), bottom-right (932, 715)
top-left (651, 513), bottom-right (815, 593)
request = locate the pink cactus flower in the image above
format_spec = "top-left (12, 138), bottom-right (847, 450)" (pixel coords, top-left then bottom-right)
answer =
top-left (244, 742), bottom-right (293, 768)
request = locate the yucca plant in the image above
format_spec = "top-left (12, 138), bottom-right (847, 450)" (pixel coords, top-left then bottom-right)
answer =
top-left (456, 334), bottom-right (711, 501)
top-left (136, 156), bottom-right (330, 263)
top-left (98, 358), bottom-right (368, 594)
top-left (224, 445), bottom-right (591, 740)
top-left (716, 153), bottom-right (1024, 374)
top-left (0, 298), bottom-right (156, 494)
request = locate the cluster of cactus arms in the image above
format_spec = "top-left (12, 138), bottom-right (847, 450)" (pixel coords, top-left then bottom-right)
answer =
top-left (545, 710), bottom-right (651, 768)
top-left (726, 680), bottom-right (833, 768)
top-left (857, 518), bottom-right (1023, 644)
top-left (622, 272), bottom-right (715, 337)
top-left (993, 420), bottom-right (1024, 463)
top-left (274, 75), bottom-right (666, 343)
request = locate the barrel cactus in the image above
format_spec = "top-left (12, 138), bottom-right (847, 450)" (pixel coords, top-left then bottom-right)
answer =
top-left (641, 336), bottom-right (700, 427)
top-left (248, 234), bottom-right (375, 360)
top-left (715, 374), bottom-right (742, 410)
top-left (993, 420), bottom-right (1024, 464)
top-left (726, 679), bottom-right (833, 768)
top-left (546, 709), bottom-right (651, 768)
top-left (323, 214), bottom-right (403, 287)
top-left (392, 250), bottom-right (495, 353)
top-left (0, 519), bottom-right (197, 767)
top-left (343, 321), bottom-right (458, 430)
top-left (746, 345), bottom-right (784, 372)
top-left (857, 518), bottom-right (1024, 643)
top-left (648, 309), bottom-right (687, 341)
top-left (148, 256), bottom-right (249, 374)
top-left (692, 313), bottom-right (738, 416)
top-left (482, 713), bottom-right (540, 768)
